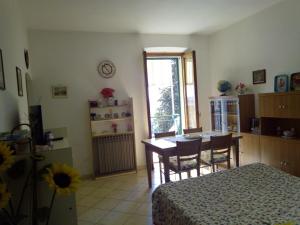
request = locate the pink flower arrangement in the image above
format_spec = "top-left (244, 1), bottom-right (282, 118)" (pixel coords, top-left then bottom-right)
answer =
top-left (235, 82), bottom-right (247, 94)
top-left (100, 88), bottom-right (114, 98)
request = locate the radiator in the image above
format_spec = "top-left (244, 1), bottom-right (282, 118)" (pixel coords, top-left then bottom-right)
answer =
top-left (92, 133), bottom-right (136, 176)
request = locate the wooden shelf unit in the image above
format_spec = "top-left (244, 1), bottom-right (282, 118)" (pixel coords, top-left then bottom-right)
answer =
top-left (89, 98), bottom-right (137, 178)
top-left (91, 116), bottom-right (133, 123)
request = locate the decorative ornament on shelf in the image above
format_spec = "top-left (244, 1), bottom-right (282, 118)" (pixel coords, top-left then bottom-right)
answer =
top-left (112, 123), bottom-right (118, 133)
top-left (217, 80), bottom-right (232, 96)
top-left (235, 82), bottom-right (247, 95)
top-left (100, 88), bottom-right (115, 106)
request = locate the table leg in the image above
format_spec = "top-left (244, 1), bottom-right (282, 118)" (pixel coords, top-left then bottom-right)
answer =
top-left (162, 154), bottom-right (170, 183)
top-left (234, 139), bottom-right (240, 167)
top-left (145, 145), bottom-right (153, 188)
top-left (149, 152), bottom-right (154, 170)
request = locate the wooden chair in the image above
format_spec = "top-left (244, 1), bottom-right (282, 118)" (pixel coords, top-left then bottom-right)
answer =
top-left (183, 127), bottom-right (203, 134)
top-left (169, 139), bottom-right (202, 180)
top-left (154, 131), bottom-right (176, 138)
top-left (154, 131), bottom-right (176, 183)
top-left (202, 133), bottom-right (232, 172)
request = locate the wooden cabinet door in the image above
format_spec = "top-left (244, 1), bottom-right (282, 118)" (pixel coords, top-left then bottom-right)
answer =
top-left (275, 95), bottom-right (287, 118)
top-left (260, 93), bottom-right (300, 119)
top-left (285, 93), bottom-right (300, 119)
top-left (281, 139), bottom-right (300, 176)
top-left (240, 133), bottom-right (260, 166)
top-left (260, 136), bottom-right (282, 169)
top-left (259, 95), bottom-right (276, 117)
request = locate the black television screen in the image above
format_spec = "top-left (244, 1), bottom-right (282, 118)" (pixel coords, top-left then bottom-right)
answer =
top-left (29, 105), bottom-right (45, 145)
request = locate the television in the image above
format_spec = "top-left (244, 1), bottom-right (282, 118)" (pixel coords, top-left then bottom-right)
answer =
top-left (29, 105), bottom-right (45, 145)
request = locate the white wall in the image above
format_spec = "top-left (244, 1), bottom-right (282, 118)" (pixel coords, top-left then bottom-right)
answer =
top-left (28, 31), bottom-right (210, 176)
top-left (0, 0), bottom-right (30, 132)
top-left (209, 0), bottom-right (300, 114)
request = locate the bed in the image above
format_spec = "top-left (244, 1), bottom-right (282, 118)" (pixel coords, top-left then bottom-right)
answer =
top-left (152, 163), bottom-right (300, 225)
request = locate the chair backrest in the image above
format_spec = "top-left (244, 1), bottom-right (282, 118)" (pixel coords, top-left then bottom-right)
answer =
top-left (183, 127), bottom-right (203, 134)
top-left (210, 133), bottom-right (232, 155)
top-left (176, 139), bottom-right (202, 157)
top-left (154, 131), bottom-right (176, 138)
top-left (175, 139), bottom-right (202, 171)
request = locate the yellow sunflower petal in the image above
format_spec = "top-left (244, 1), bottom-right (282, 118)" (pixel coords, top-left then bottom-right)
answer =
top-left (0, 141), bottom-right (15, 173)
top-left (0, 184), bottom-right (11, 209)
top-left (44, 163), bottom-right (81, 196)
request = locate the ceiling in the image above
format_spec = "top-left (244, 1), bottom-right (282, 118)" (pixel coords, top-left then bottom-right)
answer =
top-left (19, 0), bottom-right (283, 35)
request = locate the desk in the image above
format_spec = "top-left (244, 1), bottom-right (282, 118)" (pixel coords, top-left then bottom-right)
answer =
top-left (141, 132), bottom-right (242, 188)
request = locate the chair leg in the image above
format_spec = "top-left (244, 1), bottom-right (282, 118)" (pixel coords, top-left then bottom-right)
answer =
top-left (159, 162), bottom-right (163, 184)
top-left (227, 159), bottom-right (231, 169)
top-left (212, 163), bottom-right (215, 173)
top-left (187, 171), bottom-right (191, 178)
top-left (179, 172), bottom-right (182, 180)
top-left (197, 167), bottom-right (200, 177)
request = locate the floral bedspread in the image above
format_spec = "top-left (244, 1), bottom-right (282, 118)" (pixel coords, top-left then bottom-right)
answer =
top-left (152, 163), bottom-right (300, 225)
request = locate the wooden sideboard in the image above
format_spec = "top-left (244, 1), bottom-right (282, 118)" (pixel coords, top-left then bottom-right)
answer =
top-left (260, 135), bottom-right (300, 177)
top-left (239, 133), bottom-right (300, 177)
top-left (238, 92), bottom-right (300, 177)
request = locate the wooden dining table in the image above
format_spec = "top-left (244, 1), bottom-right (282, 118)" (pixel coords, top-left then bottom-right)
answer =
top-left (141, 132), bottom-right (243, 188)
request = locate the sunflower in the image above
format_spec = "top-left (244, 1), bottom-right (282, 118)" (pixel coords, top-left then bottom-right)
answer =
top-left (44, 163), bottom-right (80, 195)
top-left (0, 142), bottom-right (14, 173)
top-left (0, 183), bottom-right (11, 209)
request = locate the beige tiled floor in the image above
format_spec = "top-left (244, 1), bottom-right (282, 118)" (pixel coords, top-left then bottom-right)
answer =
top-left (76, 162), bottom-right (212, 225)
top-left (76, 169), bottom-right (160, 225)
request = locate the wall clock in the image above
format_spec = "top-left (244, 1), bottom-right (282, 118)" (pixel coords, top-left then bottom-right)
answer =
top-left (98, 60), bottom-right (116, 78)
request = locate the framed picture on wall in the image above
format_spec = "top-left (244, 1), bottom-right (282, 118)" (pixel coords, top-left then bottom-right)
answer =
top-left (0, 49), bottom-right (5, 90)
top-left (16, 67), bottom-right (23, 96)
top-left (290, 72), bottom-right (300, 91)
top-left (253, 69), bottom-right (266, 84)
top-left (274, 74), bottom-right (289, 93)
top-left (52, 86), bottom-right (68, 98)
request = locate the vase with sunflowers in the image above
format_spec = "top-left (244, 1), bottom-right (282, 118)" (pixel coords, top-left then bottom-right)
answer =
top-left (0, 139), bottom-right (80, 225)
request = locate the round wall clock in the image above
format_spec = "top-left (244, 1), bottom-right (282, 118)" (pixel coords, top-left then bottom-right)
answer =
top-left (97, 60), bottom-right (116, 78)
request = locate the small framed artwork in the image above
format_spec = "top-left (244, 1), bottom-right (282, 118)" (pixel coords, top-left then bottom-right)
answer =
top-left (290, 72), bottom-right (300, 91)
top-left (253, 69), bottom-right (266, 84)
top-left (52, 86), bottom-right (68, 98)
top-left (0, 49), bottom-right (5, 90)
top-left (274, 74), bottom-right (289, 93)
top-left (16, 67), bottom-right (23, 96)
